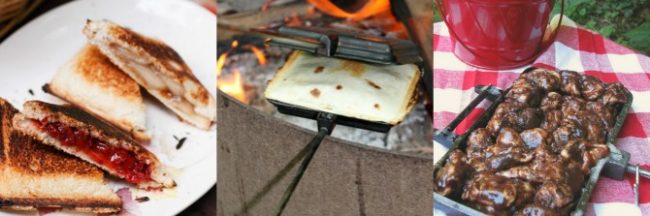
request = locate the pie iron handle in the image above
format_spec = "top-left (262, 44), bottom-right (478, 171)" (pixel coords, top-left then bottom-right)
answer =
top-left (274, 113), bottom-right (336, 215)
top-left (434, 85), bottom-right (501, 149)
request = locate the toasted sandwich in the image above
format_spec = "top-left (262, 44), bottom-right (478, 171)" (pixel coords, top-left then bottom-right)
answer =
top-left (83, 19), bottom-right (216, 130)
top-left (0, 98), bottom-right (121, 213)
top-left (265, 51), bottom-right (421, 125)
top-left (12, 101), bottom-right (175, 189)
top-left (44, 44), bottom-right (150, 143)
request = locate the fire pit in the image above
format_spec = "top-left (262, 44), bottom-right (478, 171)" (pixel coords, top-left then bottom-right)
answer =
top-left (216, 0), bottom-right (433, 214)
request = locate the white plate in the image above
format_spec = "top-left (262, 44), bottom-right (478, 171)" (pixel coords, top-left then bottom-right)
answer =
top-left (0, 0), bottom-right (216, 215)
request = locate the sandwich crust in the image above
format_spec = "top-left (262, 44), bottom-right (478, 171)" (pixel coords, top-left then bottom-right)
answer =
top-left (83, 19), bottom-right (216, 130)
top-left (13, 101), bottom-right (175, 189)
top-left (0, 197), bottom-right (120, 213)
top-left (46, 44), bottom-right (150, 142)
top-left (24, 99), bottom-right (134, 142)
top-left (6, 131), bottom-right (101, 176)
top-left (0, 98), bottom-right (121, 213)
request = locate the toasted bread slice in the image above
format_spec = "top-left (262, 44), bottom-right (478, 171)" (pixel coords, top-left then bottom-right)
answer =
top-left (83, 19), bottom-right (216, 130)
top-left (0, 98), bottom-right (121, 213)
top-left (44, 44), bottom-right (150, 143)
top-left (12, 101), bottom-right (175, 189)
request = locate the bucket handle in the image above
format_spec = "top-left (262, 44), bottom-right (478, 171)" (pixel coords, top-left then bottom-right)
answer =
top-left (434, 0), bottom-right (564, 66)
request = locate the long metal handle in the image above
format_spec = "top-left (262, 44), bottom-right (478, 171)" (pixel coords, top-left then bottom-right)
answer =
top-left (634, 165), bottom-right (640, 206)
top-left (623, 164), bottom-right (650, 207)
top-left (273, 129), bottom-right (327, 215)
top-left (274, 113), bottom-right (336, 216)
top-left (626, 165), bottom-right (650, 179)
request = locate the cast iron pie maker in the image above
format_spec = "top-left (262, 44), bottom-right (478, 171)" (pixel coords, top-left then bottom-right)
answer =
top-left (434, 84), bottom-right (648, 215)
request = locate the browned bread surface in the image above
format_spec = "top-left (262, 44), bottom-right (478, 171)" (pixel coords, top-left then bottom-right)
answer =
top-left (0, 98), bottom-right (121, 213)
top-left (24, 100), bottom-right (134, 143)
top-left (83, 19), bottom-right (216, 129)
top-left (71, 44), bottom-right (141, 101)
top-left (44, 44), bottom-right (150, 142)
top-left (84, 20), bottom-right (200, 85)
top-left (6, 131), bottom-right (102, 176)
top-left (14, 100), bottom-right (175, 189)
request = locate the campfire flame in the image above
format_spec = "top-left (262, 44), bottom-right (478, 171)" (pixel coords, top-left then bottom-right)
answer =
top-left (306, 0), bottom-right (407, 38)
top-left (218, 68), bottom-right (248, 103)
top-left (284, 14), bottom-right (303, 27)
top-left (217, 40), bottom-right (269, 104)
top-left (307, 0), bottom-right (390, 20)
top-left (216, 52), bottom-right (228, 77)
top-left (249, 46), bottom-right (267, 65)
top-left (219, 0), bottom-right (407, 104)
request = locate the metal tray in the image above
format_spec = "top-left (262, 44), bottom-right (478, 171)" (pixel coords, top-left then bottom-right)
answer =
top-left (433, 69), bottom-right (634, 216)
top-left (267, 99), bottom-right (393, 133)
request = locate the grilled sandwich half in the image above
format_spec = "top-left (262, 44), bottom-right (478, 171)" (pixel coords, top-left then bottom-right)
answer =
top-left (0, 98), bottom-right (121, 213)
top-left (44, 44), bottom-right (150, 143)
top-left (83, 19), bottom-right (216, 130)
top-left (12, 101), bottom-right (175, 189)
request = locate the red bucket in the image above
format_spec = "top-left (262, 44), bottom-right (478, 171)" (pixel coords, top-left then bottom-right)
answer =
top-left (435, 0), bottom-right (564, 70)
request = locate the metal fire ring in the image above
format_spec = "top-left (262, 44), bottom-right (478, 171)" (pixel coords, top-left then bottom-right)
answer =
top-left (216, 90), bottom-right (432, 215)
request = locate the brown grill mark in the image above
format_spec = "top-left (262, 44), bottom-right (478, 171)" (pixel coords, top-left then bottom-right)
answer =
top-left (190, 88), bottom-right (210, 104)
top-left (36, 101), bottom-right (134, 142)
top-left (77, 45), bottom-right (141, 99)
top-left (341, 60), bottom-right (365, 77)
top-left (7, 130), bottom-right (104, 176)
top-left (366, 79), bottom-right (381, 90)
top-left (336, 85), bottom-right (343, 90)
top-left (374, 103), bottom-right (380, 110)
top-left (160, 89), bottom-right (173, 99)
top-left (118, 27), bottom-right (181, 62)
top-left (405, 88), bottom-right (419, 110)
top-left (314, 66), bottom-right (325, 73)
top-left (310, 88), bottom-right (321, 98)
top-left (108, 22), bottom-right (199, 84)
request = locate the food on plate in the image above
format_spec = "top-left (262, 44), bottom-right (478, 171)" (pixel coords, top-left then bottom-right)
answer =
top-left (0, 98), bottom-right (121, 213)
top-left (44, 44), bottom-right (150, 143)
top-left (434, 68), bottom-right (630, 215)
top-left (83, 19), bottom-right (216, 130)
top-left (12, 101), bottom-right (175, 189)
top-left (264, 51), bottom-right (421, 125)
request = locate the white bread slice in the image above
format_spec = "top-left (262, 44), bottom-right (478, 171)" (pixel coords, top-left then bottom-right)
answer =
top-left (45, 44), bottom-right (150, 143)
top-left (83, 19), bottom-right (216, 130)
top-left (12, 101), bottom-right (175, 189)
top-left (0, 98), bottom-right (121, 213)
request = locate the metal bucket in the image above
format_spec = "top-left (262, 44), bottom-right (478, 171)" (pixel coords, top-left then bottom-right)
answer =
top-left (435, 0), bottom-right (564, 70)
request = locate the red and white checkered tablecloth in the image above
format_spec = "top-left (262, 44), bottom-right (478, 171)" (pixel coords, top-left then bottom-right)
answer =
top-left (433, 16), bottom-right (650, 216)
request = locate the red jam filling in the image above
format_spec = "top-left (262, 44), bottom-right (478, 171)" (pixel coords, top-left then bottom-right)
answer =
top-left (33, 118), bottom-right (151, 184)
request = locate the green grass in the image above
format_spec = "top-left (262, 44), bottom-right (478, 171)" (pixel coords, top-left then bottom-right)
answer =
top-left (433, 0), bottom-right (650, 54)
